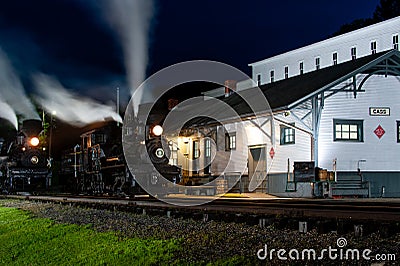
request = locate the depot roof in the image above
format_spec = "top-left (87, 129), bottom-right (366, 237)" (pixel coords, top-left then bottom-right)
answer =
top-left (163, 50), bottom-right (400, 129)
top-left (223, 49), bottom-right (400, 116)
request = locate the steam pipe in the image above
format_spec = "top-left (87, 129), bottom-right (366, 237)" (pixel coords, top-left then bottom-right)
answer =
top-left (74, 144), bottom-right (80, 178)
top-left (117, 87), bottom-right (120, 126)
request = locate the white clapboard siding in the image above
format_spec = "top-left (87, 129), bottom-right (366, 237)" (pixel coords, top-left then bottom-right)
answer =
top-left (250, 16), bottom-right (400, 84)
top-left (223, 115), bottom-right (312, 175)
top-left (223, 123), bottom-right (248, 174)
top-left (268, 114), bottom-right (312, 174)
top-left (318, 74), bottom-right (400, 171)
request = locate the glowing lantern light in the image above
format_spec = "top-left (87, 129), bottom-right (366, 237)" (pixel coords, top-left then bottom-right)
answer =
top-left (30, 137), bottom-right (40, 147)
top-left (152, 125), bottom-right (163, 136)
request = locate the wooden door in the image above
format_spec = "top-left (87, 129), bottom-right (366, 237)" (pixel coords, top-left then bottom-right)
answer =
top-left (248, 146), bottom-right (267, 192)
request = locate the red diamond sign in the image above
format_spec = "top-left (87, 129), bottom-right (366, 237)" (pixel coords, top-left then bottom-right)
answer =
top-left (374, 125), bottom-right (385, 139)
top-left (269, 147), bottom-right (275, 159)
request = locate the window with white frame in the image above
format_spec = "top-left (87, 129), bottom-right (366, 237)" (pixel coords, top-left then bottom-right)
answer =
top-left (193, 140), bottom-right (200, 159)
top-left (393, 35), bottom-right (399, 50)
top-left (333, 52), bottom-right (338, 65)
top-left (284, 66), bottom-right (289, 79)
top-left (299, 61), bottom-right (304, 75)
top-left (334, 119), bottom-right (363, 142)
top-left (371, 41), bottom-right (377, 54)
top-left (280, 124), bottom-right (295, 145)
top-left (315, 57), bottom-right (320, 70)
top-left (225, 132), bottom-right (236, 150)
top-left (204, 138), bottom-right (211, 174)
top-left (351, 47), bottom-right (357, 60)
top-left (168, 141), bottom-right (178, 166)
top-left (205, 138), bottom-right (211, 158)
top-left (257, 74), bottom-right (261, 86)
top-left (270, 70), bottom-right (275, 83)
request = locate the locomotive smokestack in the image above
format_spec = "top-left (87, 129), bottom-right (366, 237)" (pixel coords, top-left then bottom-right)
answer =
top-left (21, 119), bottom-right (43, 137)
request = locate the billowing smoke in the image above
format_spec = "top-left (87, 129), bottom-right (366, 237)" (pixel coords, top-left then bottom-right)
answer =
top-left (34, 74), bottom-right (122, 127)
top-left (0, 48), bottom-right (40, 121)
top-left (0, 100), bottom-right (18, 129)
top-left (106, 0), bottom-right (155, 115)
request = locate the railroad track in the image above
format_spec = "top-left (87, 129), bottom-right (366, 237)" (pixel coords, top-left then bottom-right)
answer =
top-left (2, 194), bottom-right (400, 222)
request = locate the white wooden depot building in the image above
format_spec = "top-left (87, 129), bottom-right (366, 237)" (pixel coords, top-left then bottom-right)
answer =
top-left (245, 16), bottom-right (400, 197)
top-left (165, 17), bottom-right (400, 198)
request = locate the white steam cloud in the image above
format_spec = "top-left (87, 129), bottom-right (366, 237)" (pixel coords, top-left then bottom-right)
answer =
top-left (0, 100), bottom-right (18, 129)
top-left (0, 48), bottom-right (40, 121)
top-left (106, 0), bottom-right (155, 115)
top-left (34, 74), bottom-right (122, 127)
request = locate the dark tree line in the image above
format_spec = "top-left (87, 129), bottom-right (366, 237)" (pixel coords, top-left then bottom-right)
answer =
top-left (333, 0), bottom-right (400, 36)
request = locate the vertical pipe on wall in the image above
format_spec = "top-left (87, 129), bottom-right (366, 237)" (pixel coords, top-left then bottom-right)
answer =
top-left (311, 96), bottom-right (319, 166)
top-left (333, 158), bottom-right (337, 182)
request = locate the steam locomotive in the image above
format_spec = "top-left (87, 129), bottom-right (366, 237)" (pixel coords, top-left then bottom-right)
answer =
top-left (0, 112), bottom-right (181, 197)
top-left (0, 119), bottom-right (50, 193)
top-left (60, 120), bottom-right (181, 196)
top-left (60, 122), bottom-right (127, 194)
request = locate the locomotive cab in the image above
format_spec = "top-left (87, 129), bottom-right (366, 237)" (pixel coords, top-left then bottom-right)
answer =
top-left (65, 124), bottom-right (128, 195)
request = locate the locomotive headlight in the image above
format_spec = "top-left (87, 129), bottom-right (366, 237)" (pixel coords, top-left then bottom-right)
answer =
top-left (30, 137), bottom-right (40, 147)
top-left (31, 156), bottom-right (39, 164)
top-left (152, 125), bottom-right (163, 136)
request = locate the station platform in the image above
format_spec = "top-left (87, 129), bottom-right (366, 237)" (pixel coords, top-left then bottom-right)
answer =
top-left (164, 192), bottom-right (291, 201)
top-left (162, 192), bottom-right (400, 203)
top-left (219, 192), bottom-right (278, 199)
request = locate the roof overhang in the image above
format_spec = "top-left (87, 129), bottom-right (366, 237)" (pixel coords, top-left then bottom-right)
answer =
top-left (287, 49), bottom-right (400, 110)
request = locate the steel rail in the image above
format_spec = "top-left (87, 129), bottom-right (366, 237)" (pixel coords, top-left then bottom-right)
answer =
top-left (2, 194), bottom-right (400, 222)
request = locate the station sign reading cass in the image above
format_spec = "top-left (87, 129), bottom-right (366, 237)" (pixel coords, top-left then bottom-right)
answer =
top-left (369, 107), bottom-right (390, 116)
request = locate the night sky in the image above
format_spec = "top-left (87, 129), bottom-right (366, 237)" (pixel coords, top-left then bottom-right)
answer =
top-left (0, 0), bottom-right (380, 100)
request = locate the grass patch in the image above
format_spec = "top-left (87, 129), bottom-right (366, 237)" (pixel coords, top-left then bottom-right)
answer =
top-left (0, 207), bottom-right (179, 265)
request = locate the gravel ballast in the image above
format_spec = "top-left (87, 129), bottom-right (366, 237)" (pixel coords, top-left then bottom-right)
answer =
top-left (1, 199), bottom-right (399, 265)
